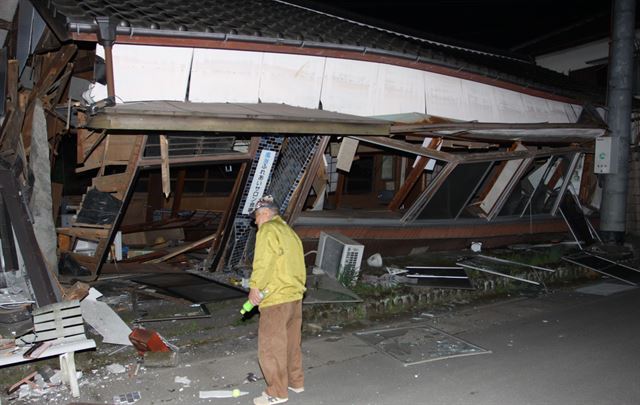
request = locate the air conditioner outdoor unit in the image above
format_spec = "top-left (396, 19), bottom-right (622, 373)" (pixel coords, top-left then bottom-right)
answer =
top-left (315, 232), bottom-right (364, 286)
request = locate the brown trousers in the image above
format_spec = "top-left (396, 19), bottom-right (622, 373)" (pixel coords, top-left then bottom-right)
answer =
top-left (258, 300), bottom-right (304, 398)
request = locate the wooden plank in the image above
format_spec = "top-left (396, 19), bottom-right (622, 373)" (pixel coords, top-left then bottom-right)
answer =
top-left (57, 227), bottom-right (109, 240)
top-left (91, 135), bottom-right (147, 277)
top-left (51, 182), bottom-right (64, 225)
top-left (23, 45), bottom-right (78, 151)
top-left (92, 173), bottom-right (130, 194)
top-left (75, 160), bottom-right (128, 173)
top-left (334, 172), bottom-right (345, 209)
top-left (336, 137), bottom-right (359, 172)
top-left (123, 227), bottom-right (185, 247)
top-left (160, 135), bottom-right (170, 198)
top-left (81, 129), bottom-right (108, 163)
top-left (146, 233), bottom-right (216, 264)
top-left (0, 60), bottom-right (20, 149)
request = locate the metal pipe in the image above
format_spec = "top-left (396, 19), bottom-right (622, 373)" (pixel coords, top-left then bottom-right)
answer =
top-left (95, 17), bottom-right (118, 99)
top-left (601, 0), bottom-right (636, 243)
top-left (103, 44), bottom-right (116, 98)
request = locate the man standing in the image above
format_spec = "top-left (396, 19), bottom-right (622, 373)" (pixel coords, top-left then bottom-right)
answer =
top-left (248, 195), bottom-right (306, 405)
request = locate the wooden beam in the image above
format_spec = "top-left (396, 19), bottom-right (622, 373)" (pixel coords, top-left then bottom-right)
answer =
top-left (146, 234), bottom-right (217, 264)
top-left (388, 138), bottom-right (441, 211)
top-left (159, 135), bottom-right (170, 198)
top-left (334, 173), bottom-right (345, 209)
top-left (146, 172), bottom-right (163, 223)
top-left (170, 168), bottom-right (186, 218)
top-left (0, 60), bottom-right (19, 148)
top-left (92, 135), bottom-right (147, 277)
top-left (388, 155), bottom-right (429, 211)
top-left (22, 45), bottom-right (77, 151)
top-left (350, 136), bottom-right (454, 162)
top-left (57, 227), bottom-right (110, 240)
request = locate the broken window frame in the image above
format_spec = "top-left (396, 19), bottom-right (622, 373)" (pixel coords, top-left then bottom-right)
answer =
top-left (348, 135), bottom-right (590, 224)
top-left (473, 151), bottom-right (536, 221)
top-left (517, 152), bottom-right (582, 217)
top-left (549, 152), bottom-right (582, 216)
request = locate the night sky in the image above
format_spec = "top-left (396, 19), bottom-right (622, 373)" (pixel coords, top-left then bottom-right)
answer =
top-left (299, 0), bottom-right (616, 55)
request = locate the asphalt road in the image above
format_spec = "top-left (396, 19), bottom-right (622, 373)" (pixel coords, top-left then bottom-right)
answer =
top-left (23, 281), bottom-right (638, 404)
top-left (297, 284), bottom-right (640, 405)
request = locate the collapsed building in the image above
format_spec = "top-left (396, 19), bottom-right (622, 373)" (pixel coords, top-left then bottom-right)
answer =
top-left (0, 0), bottom-right (626, 307)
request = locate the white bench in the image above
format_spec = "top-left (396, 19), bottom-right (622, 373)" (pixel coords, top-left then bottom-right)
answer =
top-left (0, 300), bottom-right (96, 397)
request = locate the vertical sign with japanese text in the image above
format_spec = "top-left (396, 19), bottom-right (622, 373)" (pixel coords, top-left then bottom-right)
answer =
top-left (242, 150), bottom-right (277, 215)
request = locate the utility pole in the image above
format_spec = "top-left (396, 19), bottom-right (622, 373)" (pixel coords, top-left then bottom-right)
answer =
top-left (600, 0), bottom-right (636, 243)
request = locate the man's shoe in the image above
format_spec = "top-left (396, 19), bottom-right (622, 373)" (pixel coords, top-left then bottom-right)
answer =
top-left (253, 392), bottom-right (288, 405)
top-left (288, 386), bottom-right (305, 393)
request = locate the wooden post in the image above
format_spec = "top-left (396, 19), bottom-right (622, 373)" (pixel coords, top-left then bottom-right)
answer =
top-left (160, 135), bottom-right (170, 199)
top-left (146, 172), bottom-right (163, 223)
top-left (171, 168), bottom-right (186, 218)
top-left (388, 137), bottom-right (440, 211)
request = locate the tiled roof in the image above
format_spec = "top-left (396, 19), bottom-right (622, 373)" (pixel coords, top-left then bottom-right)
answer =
top-left (35, 0), bottom-right (601, 101)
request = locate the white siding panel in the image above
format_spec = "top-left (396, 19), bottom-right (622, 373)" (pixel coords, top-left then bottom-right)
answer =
top-left (93, 45), bottom-right (582, 127)
top-left (189, 49), bottom-right (262, 103)
top-left (320, 58), bottom-right (380, 116)
top-left (459, 80), bottom-right (498, 121)
top-left (424, 72), bottom-right (464, 119)
top-left (95, 45), bottom-right (192, 102)
top-left (520, 93), bottom-right (557, 122)
top-left (492, 88), bottom-right (528, 122)
top-left (257, 53), bottom-right (325, 108)
top-left (372, 64), bottom-right (426, 115)
top-left (545, 99), bottom-right (574, 123)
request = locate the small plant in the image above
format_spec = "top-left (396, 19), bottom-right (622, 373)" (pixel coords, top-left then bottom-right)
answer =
top-left (337, 263), bottom-right (358, 287)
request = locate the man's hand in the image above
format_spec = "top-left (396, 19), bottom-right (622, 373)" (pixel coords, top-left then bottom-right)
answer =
top-left (249, 288), bottom-right (263, 306)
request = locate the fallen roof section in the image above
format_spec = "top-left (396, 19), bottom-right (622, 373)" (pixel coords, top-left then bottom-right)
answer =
top-left (391, 122), bottom-right (606, 144)
top-left (85, 101), bottom-right (391, 135)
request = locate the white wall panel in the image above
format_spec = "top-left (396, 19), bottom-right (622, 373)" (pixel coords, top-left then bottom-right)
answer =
top-left (189, 49), bottom-right (262, 103)
top-left (492, 87), bottom-right (528, 122)
top-left (545, 99), bottom-right (575, 123)
top-left (423, 72), bottom-right (464, 120)
top-left (520, 93), bottom-right (557, 122)
top-left (320, 58), bottom-right (380, 116)
top-left (459, 80), bottom-right (498, 121)
top-left (372, 64), bottom-right (426, 115)
top-left (92, 44), bottom-right (582, 128)
top-left (94, 44), bottom-right (192, 102)
top-left (257, 53), bottom-right (325, 108)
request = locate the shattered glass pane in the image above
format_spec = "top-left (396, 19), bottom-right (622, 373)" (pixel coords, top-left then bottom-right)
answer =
top-left (355, 324), bottom-right (490, 366)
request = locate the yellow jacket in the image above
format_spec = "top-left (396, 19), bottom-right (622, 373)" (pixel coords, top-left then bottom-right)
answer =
top-left (250, 215), bottom-right (306, 308)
